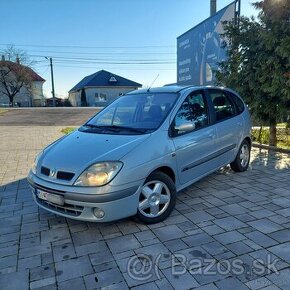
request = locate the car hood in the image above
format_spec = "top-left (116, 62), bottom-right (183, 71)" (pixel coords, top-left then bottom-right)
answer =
top-left (38, 130), bottom-right (150, 183)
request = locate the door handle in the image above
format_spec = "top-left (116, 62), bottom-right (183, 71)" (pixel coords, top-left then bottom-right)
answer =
top-left (209, 133), bottom-right (215, 138)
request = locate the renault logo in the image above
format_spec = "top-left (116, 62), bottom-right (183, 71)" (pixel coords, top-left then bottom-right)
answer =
top-left (50, 169), bottom-right (56, 177)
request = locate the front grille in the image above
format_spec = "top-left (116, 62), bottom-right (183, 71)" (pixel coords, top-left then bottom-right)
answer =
top-left (40, 166), bottom-right (75, 181)
top-left (57, 171), bottom-right (75, 181)
top-left (41, 166), bottom-right (50, 176)
top-left (36, 195), bottom-right (83, 217)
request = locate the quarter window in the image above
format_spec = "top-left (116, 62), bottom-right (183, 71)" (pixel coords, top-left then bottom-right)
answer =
top-left (173, 91), bottom-right (209, 136)
top-left (208, 90), bottom-right (235, 122)
top-left (227, 92), bottom-right (245, 114)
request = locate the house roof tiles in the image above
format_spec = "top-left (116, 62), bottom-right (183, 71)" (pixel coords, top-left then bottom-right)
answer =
top-left (69, 70), bottom-right (142, 92)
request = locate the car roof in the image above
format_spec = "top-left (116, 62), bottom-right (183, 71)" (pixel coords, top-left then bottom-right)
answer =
top-left (127, 85), bottom-right (232, 94)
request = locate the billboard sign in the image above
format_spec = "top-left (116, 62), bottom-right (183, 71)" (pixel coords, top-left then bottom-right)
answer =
top-left (177, 1), bottom-right (237, 85)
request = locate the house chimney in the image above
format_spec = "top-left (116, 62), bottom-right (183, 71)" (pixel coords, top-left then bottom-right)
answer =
top-left (16, 57), bottom-right (20, 64)
top-left (1, 55), bottom-right (4, 61)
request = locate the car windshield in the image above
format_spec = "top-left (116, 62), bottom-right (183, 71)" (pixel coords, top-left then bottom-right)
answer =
top-left (82, 92), bottom-right (178, 134)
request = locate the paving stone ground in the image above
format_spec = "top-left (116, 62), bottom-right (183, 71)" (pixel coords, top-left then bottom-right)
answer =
top-left (0, 126), bottom-right (290, 290)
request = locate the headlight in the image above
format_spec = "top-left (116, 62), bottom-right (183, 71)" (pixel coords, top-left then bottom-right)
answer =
top-left (74, 162), bottom-right (123, 187)
top-left (31, 151), bottom-right (43, 174)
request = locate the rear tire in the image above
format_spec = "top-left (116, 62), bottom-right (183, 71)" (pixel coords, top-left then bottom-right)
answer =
top-left (136, 171), bottom-right (176, 224)
top-left (230, 140), bottom-right (251, 172)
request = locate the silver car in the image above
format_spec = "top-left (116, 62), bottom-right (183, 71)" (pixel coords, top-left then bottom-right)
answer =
top-left (27, 86), bottom-right (251, 224)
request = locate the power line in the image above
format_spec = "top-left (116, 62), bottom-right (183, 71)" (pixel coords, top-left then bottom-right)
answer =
top-left (34, 64), bottom-right (175, 70)
top-left (29, 55), bottom-right (176, 65)
top-left (23, 50), bottom-right (175, 56)
top-left (19, 50), bottom-right (176, 56)
top-left (0, 43), bottom-right (175, 49)
top-left (50, 57), bottom-right (176, 62)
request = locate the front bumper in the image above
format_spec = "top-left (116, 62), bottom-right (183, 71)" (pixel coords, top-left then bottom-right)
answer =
top-left (27, 173), bottom-right (141, 222)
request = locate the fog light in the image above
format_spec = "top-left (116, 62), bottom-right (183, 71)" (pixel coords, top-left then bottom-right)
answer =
top-left (93, 207), bottom-right (105, 219)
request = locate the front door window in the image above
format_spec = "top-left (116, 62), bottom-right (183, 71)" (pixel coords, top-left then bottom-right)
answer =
top-left (173, 91), bottom-right (209, 136)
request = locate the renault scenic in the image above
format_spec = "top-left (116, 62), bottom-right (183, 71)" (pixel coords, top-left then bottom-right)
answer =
top-left (27, 86), bottom-right (251, 223)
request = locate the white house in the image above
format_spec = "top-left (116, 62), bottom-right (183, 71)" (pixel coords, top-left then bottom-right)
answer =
top-left (68, 70), bottom-right (142, 107)
top-left (0, 58), bottom-right (45, 107)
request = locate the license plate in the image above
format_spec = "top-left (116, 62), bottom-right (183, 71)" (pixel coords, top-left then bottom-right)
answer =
top-left (36, 189), bottom-right (64, 206)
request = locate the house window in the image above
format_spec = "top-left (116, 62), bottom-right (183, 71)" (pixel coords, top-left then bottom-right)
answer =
top-left (95, 93), bottom-right (107, 103)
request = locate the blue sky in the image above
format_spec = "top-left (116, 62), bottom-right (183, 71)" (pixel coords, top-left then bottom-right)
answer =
top-left (0, 0), bottom-right (258, 98)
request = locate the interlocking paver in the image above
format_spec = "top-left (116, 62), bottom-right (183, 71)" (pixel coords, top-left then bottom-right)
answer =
top-left (245, 231), bottom-right (278, 248)
top-left (30, 264), bottom-right (55, 282)
top-left (183, 232), bottom-right (214, 247)
top-left (162, 267), bottom-right (199, 289)
top-left (268, 229), bottom-right (290, 243)
top-left (214, 230), bottom-right (246, 245)
top-left (55, 256), bottom-right (94, 282)
top-left (0, 270), bottom-right (29, 290)
top-left (107, 234), bottom-right (141, 254)
top-left (40, 228), bottom-right (70, 244)
top-left (57, 277), bottom-right (86, 290)
top-left (152, 225), bottom-right (186, 242)
top-left (0, 126), bottom-right (290, 289)
top-left (267, 268), bottom-right (290, 289)
top-left (84, 267), bottom-right (124, 288)
top-left (214, 216), bottom-right (247, 231)
top-left (215, 277), bottom-right (249, 290)
top-left (268, 242), bottom-right (290, 264)
top-left (248, 219), bottom-right (283, 234)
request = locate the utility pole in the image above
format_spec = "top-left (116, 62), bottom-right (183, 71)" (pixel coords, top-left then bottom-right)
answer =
top-left (210, 0), bottom-right (217, 16)
top-left (235, 0), bottom-right (241, 26)
top-left (45, 57), bottom-right (56, 107)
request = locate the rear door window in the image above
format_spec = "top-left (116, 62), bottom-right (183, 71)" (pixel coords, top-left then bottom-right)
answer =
top-left (208, 90), bottom-right (236, 122)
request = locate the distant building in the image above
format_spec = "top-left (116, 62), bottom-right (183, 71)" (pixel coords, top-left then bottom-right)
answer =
top-left (0, 58), bottom-right (45, 107)
top-left (68, 70), bottom-right (142, 107)
top-left (45, 97), bottom-right (64, 107)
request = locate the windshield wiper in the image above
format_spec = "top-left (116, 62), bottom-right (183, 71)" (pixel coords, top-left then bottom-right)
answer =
top-left (101, 125), bottom-right (148, 133)
top-left (87, 125), bottom-right (148, 133)
top-left (83, 124), bottom-right (149, 134)
top-left (84, 124), bottom-right (99, 128)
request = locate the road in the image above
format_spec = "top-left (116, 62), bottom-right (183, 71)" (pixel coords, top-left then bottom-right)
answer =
top-left (0, 107), bottom-right (101, 126)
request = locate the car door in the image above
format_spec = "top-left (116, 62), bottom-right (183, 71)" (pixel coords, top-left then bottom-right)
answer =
top-left (171, 90), bottom-right (217, 185)
top-left (206, 88), bottom-right (244, 167)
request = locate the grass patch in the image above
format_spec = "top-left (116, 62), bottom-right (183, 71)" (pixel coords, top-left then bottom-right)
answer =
top-left (0, 109), bottom-right (8, 115)
top-left (252, 127), bottom-right (290, 149)
top-left (277, 122), bottom-right (287, 128)
top-left (61, 127), bottom-right (76, 135)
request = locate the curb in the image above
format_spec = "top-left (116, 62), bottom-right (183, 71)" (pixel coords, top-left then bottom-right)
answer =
top-left (252, 143), bottom-right (290, 154)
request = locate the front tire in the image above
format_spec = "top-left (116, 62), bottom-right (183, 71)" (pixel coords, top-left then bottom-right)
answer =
top-left (136, 171), bottom-right (176, 224)
top-left (230, 140), bottom-right (251, 172)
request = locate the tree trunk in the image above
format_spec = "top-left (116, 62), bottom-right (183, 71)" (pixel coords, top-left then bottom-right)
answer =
top-left (269, 125), bottom-right (277, 146)
top-left (8, 95), bottom-right (14, 107)
top-left (258, 126), bottom-right (263, 144)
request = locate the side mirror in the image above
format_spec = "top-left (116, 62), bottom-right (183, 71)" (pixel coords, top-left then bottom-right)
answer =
top-left (175, 122), bottom-right (195, 133)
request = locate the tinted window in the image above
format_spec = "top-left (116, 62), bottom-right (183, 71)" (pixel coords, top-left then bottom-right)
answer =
top-left (208, 90), bottom-right (235, 122)
top-left (173, 91), bottom-right (209, 135)
top-left (227, 92), bottom-right (245, 114)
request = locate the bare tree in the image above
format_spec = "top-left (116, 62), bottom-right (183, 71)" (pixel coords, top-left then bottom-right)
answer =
top-left (0, 46), bottom-right (34, 106)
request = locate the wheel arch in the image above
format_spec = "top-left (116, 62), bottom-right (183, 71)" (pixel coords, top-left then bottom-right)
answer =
top-left (148, 166), bottom-right (176, 184)
top-left (244, 136), bottom-right (252, 148)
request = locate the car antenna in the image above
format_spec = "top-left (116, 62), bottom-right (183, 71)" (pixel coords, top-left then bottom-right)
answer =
top-left (147, 74), bottom-right (159, 92)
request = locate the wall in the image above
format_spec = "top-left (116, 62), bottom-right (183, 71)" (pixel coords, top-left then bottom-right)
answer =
top-left (68, 86), bottom-right (138, 107)
top-left (0, 80), bottom-right (45, 107)
top-left (31, 81), bottom-right (45, 106)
